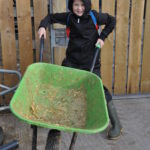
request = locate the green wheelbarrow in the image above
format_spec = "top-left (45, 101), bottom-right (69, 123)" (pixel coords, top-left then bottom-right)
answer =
top-left (10, 37), bottom-right (109, 150)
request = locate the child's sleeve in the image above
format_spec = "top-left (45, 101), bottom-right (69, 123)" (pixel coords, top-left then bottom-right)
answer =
top-left (39, 12), bottom-right (69, 29)
top-left (93, 10), bottom-right (116, 41)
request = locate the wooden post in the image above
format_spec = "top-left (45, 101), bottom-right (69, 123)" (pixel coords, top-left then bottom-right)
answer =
top-left (53, 0), bottom-right (66, 65)
top-left (33, 0), bottom-right (50, 63)
top-left (92, 0), bottom-right (99, 11)
top-left (0, 0), bottom-right (17, 103)
top-left (114, 0), bottom-right (130, 95)
top-left (127, 0), bottom-right (145, 94)
top-left (16, 0), bottom-right (33, 74)
top-left (54, 47), bottom-right (66, 65)
top-left (53, 0), bottom-right (66, 29)
top-left (101, 0), bottom-right (115, 93)
top-left (141, 0), bottom-right (150, 93)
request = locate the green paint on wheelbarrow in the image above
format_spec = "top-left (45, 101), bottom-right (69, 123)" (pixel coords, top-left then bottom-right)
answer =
top-left (10, 63), bottom-right (109, 134)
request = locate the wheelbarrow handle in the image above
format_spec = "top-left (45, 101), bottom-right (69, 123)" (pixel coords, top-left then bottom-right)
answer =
top-left (90, 44), bottom-right (101, 72)
top-left (39, 35), bottom-right (100, 72)
top-left (39, 35), bottom-right (44, 62)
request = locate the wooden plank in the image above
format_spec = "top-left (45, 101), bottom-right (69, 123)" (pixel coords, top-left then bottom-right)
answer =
top-left (53, 0), bottom-right (66, 29)
top-left (16, 0), bottom-right (33, 74)
top-left (127, 0), bottom-right (145, 93)
top-left (54, 47), bottom-right (66, 65)
top-left (0, 65), bottom-right (3, 104)
top-left (101, 0), bottom-right (115, 93)
top-left (0, 0), bottom-right (18, 103)
top-left (114, 0), bottom-right (130, 94)
top-left (33, 0), bottom-right (50, 62)
top-left (141, 0), bottom-right (150, 93)
top-left (0, 31), bottom-right (3, 104)
top-left (0, 0), bottom-right (17, 70)
top-left (92, 0), bottom-right (99, 11)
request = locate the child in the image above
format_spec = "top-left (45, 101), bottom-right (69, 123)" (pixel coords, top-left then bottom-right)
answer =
top-left (38, 0), bottom-right (122, 140)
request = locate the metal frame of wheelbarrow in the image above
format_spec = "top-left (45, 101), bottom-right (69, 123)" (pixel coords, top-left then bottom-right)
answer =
top-left (0, 69), bottom-right (21, 149)
top-left (31, 36), bottom-right (101, 150)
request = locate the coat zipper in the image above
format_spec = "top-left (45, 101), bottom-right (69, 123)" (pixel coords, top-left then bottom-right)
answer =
top-left (77, 18), bottom-right (80, 23)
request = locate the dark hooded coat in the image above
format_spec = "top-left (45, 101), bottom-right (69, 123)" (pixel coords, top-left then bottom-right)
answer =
top-left (39, 0), bottom-right (116, 71)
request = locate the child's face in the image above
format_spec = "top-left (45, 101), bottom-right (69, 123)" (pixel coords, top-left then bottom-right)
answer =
top-left (72, 0), bottom-right (85, 16)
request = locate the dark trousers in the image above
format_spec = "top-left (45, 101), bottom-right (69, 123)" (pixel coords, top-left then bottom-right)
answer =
top-left (62, 59), bottom-right (112, 103)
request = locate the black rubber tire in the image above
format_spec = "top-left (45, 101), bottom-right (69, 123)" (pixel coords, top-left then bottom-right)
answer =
top-left (0, 127), bottom-right (4, 146)
top-left (45, 130), bottom-right (61, 150)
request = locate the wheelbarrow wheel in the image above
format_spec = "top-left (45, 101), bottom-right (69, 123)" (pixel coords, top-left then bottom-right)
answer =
top-left (0, 127), bottom-right (4, 145)
top-left (45, 129), bottom-right (61, 150)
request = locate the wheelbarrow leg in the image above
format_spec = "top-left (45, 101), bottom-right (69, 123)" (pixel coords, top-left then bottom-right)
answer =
top-left (31, 125), bottom-right (37, 150)
top-left (0, 127), bottom-right (4, 146)
top-left (69, 132), bottom-right (77, 150)
top-left (45, 129), bottom-right (61, 150)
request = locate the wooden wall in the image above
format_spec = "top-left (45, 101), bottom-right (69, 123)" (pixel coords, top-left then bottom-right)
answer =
top-left (0, 0), bottom-right (150, 104)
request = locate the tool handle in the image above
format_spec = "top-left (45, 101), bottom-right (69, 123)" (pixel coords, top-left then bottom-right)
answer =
top-left (90, 44), bottom-right (101, 72)
top-left (39, 35), bottom-right (44, 62)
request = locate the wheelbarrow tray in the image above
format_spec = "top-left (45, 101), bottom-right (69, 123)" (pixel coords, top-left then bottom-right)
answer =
top-left (10, 63), bottom-right (109, 134)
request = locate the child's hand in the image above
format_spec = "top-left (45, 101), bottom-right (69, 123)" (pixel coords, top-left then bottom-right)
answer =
top-left (95, 39), bottom-right (104, 48)
top-left (38, 27), bottom-right (46, 39)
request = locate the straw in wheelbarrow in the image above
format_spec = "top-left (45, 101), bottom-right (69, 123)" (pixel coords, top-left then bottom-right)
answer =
top-left (23, 83), bottom-right (87, 128)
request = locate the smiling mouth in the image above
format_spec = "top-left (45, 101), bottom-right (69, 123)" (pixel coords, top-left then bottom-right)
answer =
top-left (77, 12), bottom-right (83, 14)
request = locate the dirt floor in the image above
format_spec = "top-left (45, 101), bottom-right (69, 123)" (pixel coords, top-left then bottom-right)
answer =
top-left (0, 97), bottom-right (150, 150)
